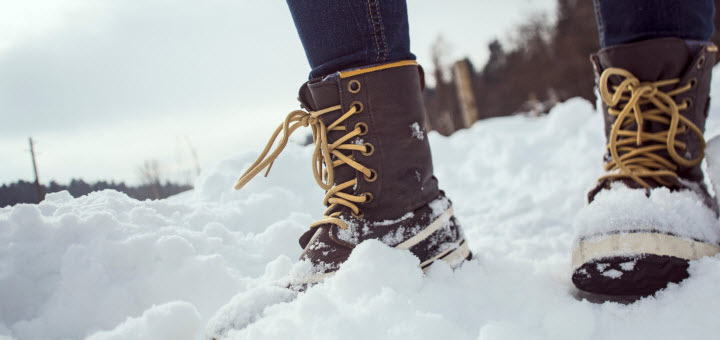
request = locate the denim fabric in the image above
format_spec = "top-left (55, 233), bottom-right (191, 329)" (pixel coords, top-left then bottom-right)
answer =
top-left (287, 0), bottom-right (415, 78)
top-left (593, 0), bottom-right (715, 47)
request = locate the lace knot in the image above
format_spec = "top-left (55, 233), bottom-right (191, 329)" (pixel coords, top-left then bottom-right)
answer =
top-left (597, 67), bottom-right (705, 188)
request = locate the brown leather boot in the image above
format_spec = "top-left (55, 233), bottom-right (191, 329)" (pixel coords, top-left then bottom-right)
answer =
top-left (572, 38), bottom-right (720, 297)
top-left (235, 61), bottom-right (471, 288)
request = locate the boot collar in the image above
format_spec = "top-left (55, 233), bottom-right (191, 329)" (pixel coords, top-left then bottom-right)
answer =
top-left (592, 38), bottom-right (694, 83)
top-left (298, 74), bottom-right (341, 111)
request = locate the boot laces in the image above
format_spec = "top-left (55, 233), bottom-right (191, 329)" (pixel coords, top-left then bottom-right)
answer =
top-left (598, 67), bottom-right (704, 188)
top-left (233, 104), bottom-right (373, 230)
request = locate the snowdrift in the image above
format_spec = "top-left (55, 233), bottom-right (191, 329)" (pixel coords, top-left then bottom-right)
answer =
top-left (4, 68), bottom-right (720, 339)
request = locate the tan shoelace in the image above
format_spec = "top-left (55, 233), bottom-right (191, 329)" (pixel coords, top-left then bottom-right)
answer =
top-left (233, 104), bottom-right (373, 230)
top-left (598, 67), bottom-right (704, 188)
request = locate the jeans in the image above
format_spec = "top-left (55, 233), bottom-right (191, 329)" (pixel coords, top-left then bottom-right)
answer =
top-left (593, 0), bottom-right (714, 47)
top-left (286, 0), bottom-right (414, 79)
top-left (288, 0), bottom-right (715, 78)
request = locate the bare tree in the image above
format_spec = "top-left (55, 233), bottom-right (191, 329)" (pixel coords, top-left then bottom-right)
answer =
top-left (424, 35), bottom-right (462, 135)
top-left (138, 159), bottom-right (162, 199)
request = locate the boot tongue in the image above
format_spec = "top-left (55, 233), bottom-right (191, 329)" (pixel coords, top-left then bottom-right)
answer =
top-left (298, 74), bottom-right (341, 111)
top-left (594, 38), bottom-right (692, 82)
top-left (592, 38), bottom-right (697, 195)
top-left (298, 73), bottom-right (343, 135)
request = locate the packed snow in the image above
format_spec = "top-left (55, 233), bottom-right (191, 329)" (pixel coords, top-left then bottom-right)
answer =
top-left (410, 122), bottom-right (425, 140)
top-left (574, 184), bottom-right (720, 245)
top-left (4, 68), bottom-right (720, 339)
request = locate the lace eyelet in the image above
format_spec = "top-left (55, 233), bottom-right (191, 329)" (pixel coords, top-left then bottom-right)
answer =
top-left (688, 78), bottom-right (697, 88)
top-left (348, 80), bottom-right (361, 93)
top-left (364, 169), bottom-right (378, 182)
top-left (361, 143), bottom-right (374, 156)
top-left (350, 101), bottom-right (363, 113)
top-left (697, 55), bottom-right (706, 69)
top-left (363, 192), bottom-right (374, 203)
top-left (351, 211), bottom-right (364, 219)
top-left (683, 97), bottom-right (693, 109)
top-left (355, 122), bottom-right (368, 135)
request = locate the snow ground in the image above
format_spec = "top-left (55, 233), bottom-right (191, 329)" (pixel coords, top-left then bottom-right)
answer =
top-left (4, 68), bottom-right (720, 339)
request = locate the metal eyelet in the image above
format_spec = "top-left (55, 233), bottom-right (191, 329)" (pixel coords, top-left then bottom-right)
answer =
top-left (363, 192), bottom-right (374, 203)
top-left (364, 169), bottom-right (378, 182)
top-left (697, 55), bottom-right (706, 69)
top-left (361, 143), bottom-right (374, 156)
top-left (688, 78), bottom-right (697, 88)
top-left (348, 79), bottom-right (361, 93)
top-left (355, 122), bottom-right (368, 135)
top-left (350, 101), bottom-right (363, 113)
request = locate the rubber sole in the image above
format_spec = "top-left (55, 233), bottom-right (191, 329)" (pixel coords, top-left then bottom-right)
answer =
top-left (294, 239), bottom-right (472, 286)
top-left (572, 254), bottom-right (689, 297)
top-left (290, 206), bottom-right (471, 287)
top-left (570, 287), bottom-right (645, 304)
top-left (572, 231), bottom-right (720, 296)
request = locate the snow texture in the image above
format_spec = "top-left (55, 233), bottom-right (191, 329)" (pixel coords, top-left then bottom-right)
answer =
top-left (410, 122), bottom-right (425, 140)
top-left (3, 69), bottom-right (720, 339)
top-left (573, 184), bottom-right (720, 245)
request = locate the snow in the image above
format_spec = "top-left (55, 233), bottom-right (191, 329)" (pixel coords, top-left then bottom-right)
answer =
top-left (620, 260), bottom-right (637, 271)
top-left (573, 184), bottom-right (720, 245)
top-left (410, 122), bottom-right (425, 140)
top-left (3, 68), bottom-right (720, 339)
top-left (86, 302), bottom-right (202, 340)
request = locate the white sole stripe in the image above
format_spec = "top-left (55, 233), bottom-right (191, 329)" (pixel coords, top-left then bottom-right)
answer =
top-left (421, 240), bottom-right (470, 272)
top-left (572, 232), bottom-right (720, 270)
top-left (291, 207), bottom-right (465, 285)
top-left (395, 207), bottom-right (454, 250)
top-left (293, 240), bottom-right (471, 285)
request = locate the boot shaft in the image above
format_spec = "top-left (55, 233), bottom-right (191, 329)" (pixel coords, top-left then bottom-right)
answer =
top-left (298, 61), bottom-right (439, 221)
top-left (574, 38), bottom-right (720, 297)
top-left (591, 38), bottom-right (716, 185)
top-left (588, 38), bottom-right (717, 206)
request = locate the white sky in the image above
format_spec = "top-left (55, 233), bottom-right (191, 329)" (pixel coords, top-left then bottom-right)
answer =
top-left (0, 0), bottom-right (556, 186)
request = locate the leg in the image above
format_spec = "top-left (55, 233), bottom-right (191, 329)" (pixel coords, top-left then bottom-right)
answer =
top-left (572, 0), bottom-right (719, 297)
top-left (593, 0), bottom-right (714, 48)
top-left (233, 1), bottom-right (470, 289)
top-left (286, 0), bottom-right (415, 78)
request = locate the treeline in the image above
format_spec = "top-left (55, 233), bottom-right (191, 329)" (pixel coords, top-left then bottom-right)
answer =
top-left (424, 0), bottom-right (720, 135)
top-left (0, 179), bottom-right (192, 207)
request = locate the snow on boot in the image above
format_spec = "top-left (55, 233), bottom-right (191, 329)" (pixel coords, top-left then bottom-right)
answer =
top-left (572, 38), bottom-right (720, 297)
top-left (234, 60), bottom-right (471, 289)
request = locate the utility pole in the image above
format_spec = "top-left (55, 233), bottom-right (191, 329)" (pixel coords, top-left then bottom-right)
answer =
top-left (28, 137), bottom-right (43, 203)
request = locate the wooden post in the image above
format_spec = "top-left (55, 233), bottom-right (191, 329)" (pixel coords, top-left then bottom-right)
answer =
top-left (452, 59), bottom-right (479, 128)
top-left (28, 137), bottom-right (43, 203)
top-left (423, 109), bottom-right (433, 132)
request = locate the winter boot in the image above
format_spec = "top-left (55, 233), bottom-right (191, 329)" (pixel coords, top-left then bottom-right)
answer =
top-left (234, 61), bottom-right (471, 288)
top-left (572, 38), bottom-right (720, 297)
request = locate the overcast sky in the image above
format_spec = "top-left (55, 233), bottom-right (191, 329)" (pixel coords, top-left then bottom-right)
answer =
top-left (0, 0), bottom-right (556, 185)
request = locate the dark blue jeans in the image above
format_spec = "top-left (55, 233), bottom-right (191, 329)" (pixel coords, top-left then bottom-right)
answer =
top-left (287, 0), bottom-right (414, 79)
top-left (593, 0), bottom-right (715, 47)
top-left (288, 0), bottom-right (715, 78)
